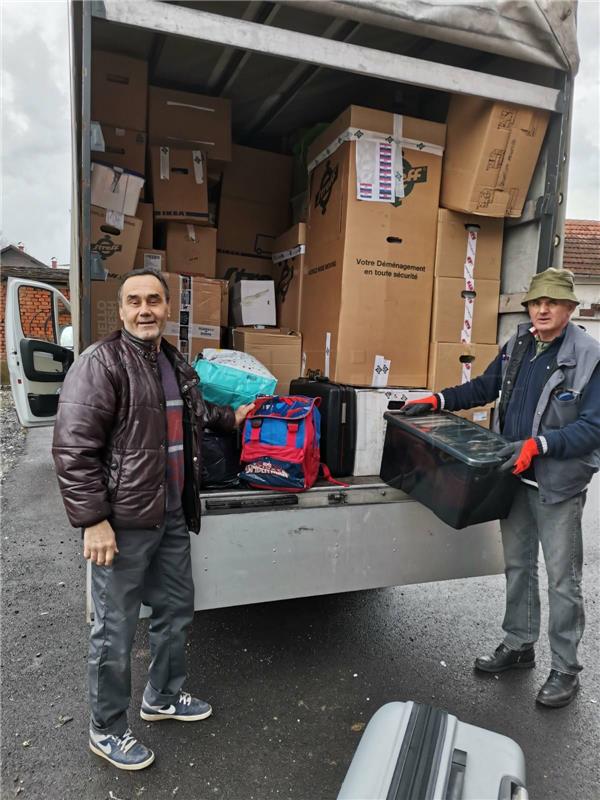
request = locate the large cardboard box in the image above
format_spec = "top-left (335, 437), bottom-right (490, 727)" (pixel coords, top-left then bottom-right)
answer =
top-left (428, 342), bottom-right (498, 391)
top-left (92, 125), bottom-right (147, 176)
top-left (272, 224), bottom-right (306, 332)
top-left (230, 280), bottom-right (276, 327)
top-left (232, 328), bottom-right (302, 395)
top-left (162, 274), bottom-right (226, 362)
top-left (91, 206), bottom-right (142, 275)
top-left (91, 277), bottom-right (121, 342)
top-left (137, 202), bottom-right (154, 249)
top-left (91, 50), bottom-right (148, 132)
top-left (440, 96), bottom-right (550, 218)
top-left (302, 106), bottom-right (446, 387)
top-left (217, 145), bottom-right (292, 258)
top-left (91, 163), bottom-right (144, 217)
top-left (148, 87), bottom-right (231, 163)
top-left (430, 277), bottom-right (500, 344)
top-left (166, 224), bottom-right (217, 277)
top-left (434, 209), bottom-right (504, 280)
top-left (134, 249), bottom-right (166, 271)
top-left (150, 147), bottom-right (209, 225)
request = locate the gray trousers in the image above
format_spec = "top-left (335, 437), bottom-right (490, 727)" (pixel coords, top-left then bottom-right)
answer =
top-left (500, 483), bottom-right (586, 675)
top-left (89, 506), bottom-right (194, 736)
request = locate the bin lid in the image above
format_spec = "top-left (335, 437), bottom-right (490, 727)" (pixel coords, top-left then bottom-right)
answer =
top-left (383, 411), bottom-right (509, 467)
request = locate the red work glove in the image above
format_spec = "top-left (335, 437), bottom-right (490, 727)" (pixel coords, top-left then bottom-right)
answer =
top-left (400, 394), bottom-right (442, 417)
top-left (498, 438), bottom-right (542, 475)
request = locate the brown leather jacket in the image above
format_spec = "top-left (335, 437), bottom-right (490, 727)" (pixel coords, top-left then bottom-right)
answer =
top-left (52, 329), bottom-right (235, 533)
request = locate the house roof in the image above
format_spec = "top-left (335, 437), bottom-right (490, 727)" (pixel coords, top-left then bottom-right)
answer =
top-left (563, 220), bottom-right (600, 278)
top-left (1, 245), bottom-right (69, 285)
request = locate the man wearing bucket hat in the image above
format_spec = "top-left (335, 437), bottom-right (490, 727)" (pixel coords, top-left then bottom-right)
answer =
top-left (403, 268), bottom-right (600, 708)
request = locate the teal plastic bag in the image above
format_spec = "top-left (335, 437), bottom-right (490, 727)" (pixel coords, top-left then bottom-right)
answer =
top-left (194, 349), bottom-right (277, 407)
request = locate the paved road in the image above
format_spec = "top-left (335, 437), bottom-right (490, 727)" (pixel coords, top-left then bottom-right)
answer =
top-left (1, 428), bottom-right (599, 800)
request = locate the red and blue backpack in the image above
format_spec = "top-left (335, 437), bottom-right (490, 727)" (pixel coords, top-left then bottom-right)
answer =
top-left (239, 395), bottom-right (342, 492)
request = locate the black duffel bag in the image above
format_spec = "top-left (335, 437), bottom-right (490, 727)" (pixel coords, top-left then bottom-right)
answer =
top-left (201, 428), bottom-right (241, 489)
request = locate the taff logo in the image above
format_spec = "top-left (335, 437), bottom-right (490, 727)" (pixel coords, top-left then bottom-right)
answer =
top-left (314, 159), bottom-right (339, 215)
top-left (93, 236), bottom-right (123, 259)
top-left (392, 157), bottom-right (428, 207)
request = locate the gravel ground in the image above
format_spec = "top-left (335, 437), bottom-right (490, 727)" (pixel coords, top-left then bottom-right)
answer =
top-left (0, 388), bottom-right (26, 483)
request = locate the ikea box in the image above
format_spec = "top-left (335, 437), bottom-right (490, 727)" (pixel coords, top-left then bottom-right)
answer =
top-left (230, 280), bottom-right (276, 327)
top-left (232, 328), bottom-right (302, 395)
top-left (91, 163), bottom-right (144, 217)
top-left (353, 388), bottom-right (431, 476)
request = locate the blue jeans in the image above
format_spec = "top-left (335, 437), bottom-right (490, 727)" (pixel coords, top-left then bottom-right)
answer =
top-left (500, 483), bottom-right (586, 674)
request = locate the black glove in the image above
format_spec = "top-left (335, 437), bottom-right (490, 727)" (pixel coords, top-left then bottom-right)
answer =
top-left (400, 394), bottom-right (442, 417)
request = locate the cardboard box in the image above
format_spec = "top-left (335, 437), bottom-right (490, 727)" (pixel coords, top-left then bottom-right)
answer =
top-left (91, 277), bottom-right (121, 342)
top-left (428, 342), bottom-right (499, 391)
top-left (302, 106), bottom-right (446, 387)
top-left (440, 96), bottom-right (550, 218)
top-left (430, 277), bottom-right (500, 344)
top-left (150, 147), bottom-right (209, 225)
top-left (272, 224), bottom-right (306, 332)
top-left (91, 206), bottom-right (142, 275)
top-left (162, 274), bottom-right (226, 362)
top-left (434, 209), bottom-right (504, 280)
top-left (91, 50), bottom-right (148, 132)
top-left (216, 252), bottom-right (275, 282)
top-left (232, 328), bottom-right (302, 395)
top-left (217, 145), bottom-right (292, 257)
top-left (91, 125), bottom-right (147, 176)
top-left (148, 86), bottom-right (231, 163)
top-left (230, 280), bottom-right (276, 327)
top-left (165, 223), bottom-right (217, 277)
top-left (134, 248), bottom-right (166, 271)
top-left (137, 202), bottom-right (154, 249)
top-left (456, 405), bottom-right (494, 429)
top-left (91, 163), bottom-right (144, 217)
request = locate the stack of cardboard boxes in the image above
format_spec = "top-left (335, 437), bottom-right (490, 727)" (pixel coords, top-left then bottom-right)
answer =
top-left (88, 50), bottom-right (551, 438)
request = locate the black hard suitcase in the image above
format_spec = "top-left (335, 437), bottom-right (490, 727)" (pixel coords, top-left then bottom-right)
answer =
top-left (289, 376), bottom-right (356, 477)
top-left (338, 701), bottom-right (528, 800)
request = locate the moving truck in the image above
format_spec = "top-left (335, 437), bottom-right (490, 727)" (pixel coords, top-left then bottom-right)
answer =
top-left (6, 1), bottom-right (579, 612)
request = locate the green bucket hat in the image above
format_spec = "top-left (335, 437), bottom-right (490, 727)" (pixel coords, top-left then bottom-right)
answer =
top-left (521, 267), bottom-right (579, 307)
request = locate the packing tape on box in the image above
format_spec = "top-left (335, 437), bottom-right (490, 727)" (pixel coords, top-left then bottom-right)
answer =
top-left (105, 209), bottom-right (125, 231)
top-left (160, 146), bottom-right (170, 180)
top-left (460, 227), bottom-right (479, 344)
top-left (324, 332), bottom-right (331, 378)
top-left (272, 244), bottom-right (306, 264)
top-left (186, 224), bottom-right (197, 242)
top-left (192, 151), bottom-right (205, 184)
top-left (307, 116), bottom-right (444, 204)
top-left (166, 99), bottom-right (216, 114)
top-left (372, 355), bottom-right (391, 387)
top-left (90, 121), bottom-right (105, 152)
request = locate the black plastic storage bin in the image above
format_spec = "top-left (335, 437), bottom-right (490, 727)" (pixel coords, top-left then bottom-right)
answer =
top-left (380, 411), bottom-right (518, 529)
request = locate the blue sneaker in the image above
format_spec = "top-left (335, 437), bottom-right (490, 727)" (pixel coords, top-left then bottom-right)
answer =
top-left (89, 727), bottom-right (155, 771)
top-left (140, 690), bottom-right (212, 722)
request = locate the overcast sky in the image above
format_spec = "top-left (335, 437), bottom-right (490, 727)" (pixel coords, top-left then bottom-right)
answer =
top-left (1, 0), bottom-right (599, 266)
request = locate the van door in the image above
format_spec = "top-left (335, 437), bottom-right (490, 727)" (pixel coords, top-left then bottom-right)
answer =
top-left (5, 277), bottom-right (74, 427)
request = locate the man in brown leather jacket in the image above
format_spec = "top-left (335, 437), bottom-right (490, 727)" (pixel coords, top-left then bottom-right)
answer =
top-left (52, 268), bottom-right (253, 770)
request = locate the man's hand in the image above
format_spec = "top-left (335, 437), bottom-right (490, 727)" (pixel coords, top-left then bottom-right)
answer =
top-left (400, 394), bottom-right (442, 417)
top-left (84, 520), bottom-right (119, 567)
top-left (234, 403), bottom-right (255, 428)
top-left (498, 438), bottom-right (541, 475)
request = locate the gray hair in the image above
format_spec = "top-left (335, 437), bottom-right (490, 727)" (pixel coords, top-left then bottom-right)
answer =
top-left (118, 268), bottom-right (170, 305)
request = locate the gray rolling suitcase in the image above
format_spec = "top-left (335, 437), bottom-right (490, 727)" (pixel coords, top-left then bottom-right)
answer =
top-left (338, 702), bottom-right (527, 800)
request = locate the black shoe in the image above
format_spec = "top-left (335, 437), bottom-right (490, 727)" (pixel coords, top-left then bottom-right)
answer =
top-left (475, 643), bottom-right (535, 673)
top-left (536, 670), bottom-right (580, 708)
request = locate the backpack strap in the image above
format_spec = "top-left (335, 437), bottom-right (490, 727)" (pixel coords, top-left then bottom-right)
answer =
top-left (319, 463), bottom-right (349, 488)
